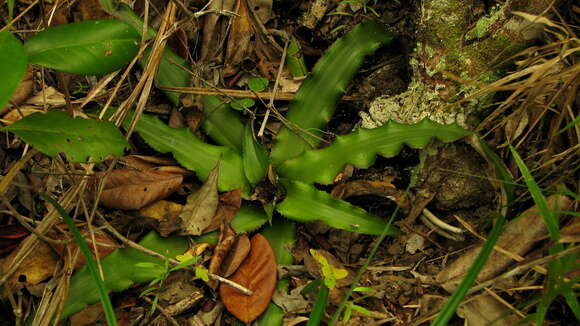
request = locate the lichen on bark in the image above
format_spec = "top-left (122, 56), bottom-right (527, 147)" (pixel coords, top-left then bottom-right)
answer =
top-left (360, 0), bottom-right (550, 129)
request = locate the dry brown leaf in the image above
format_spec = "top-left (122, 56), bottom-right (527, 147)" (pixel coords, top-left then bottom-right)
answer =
top-left (50, 229), bottom-right (119, 270)
top-left (249, 0), bottom-right (273, 23)
top-left (90, 169), bottom-right (183, 210)
top-left (223, 0), bottom-right (255, 77)
top-left (185, 107), bottom-right (204, 133)
top-left (139, 200), bottom-right (184, 236)
top-left (436, 194), bottom-right (572, 292)
top-left (179, 163), bottom-right (220, 236)
top-left (221, 234), bottom-right (251, 277)
top-left (457, 293), bottom-right (521, 326)
top-left (208, 223), bottom-right (237, 288)
top-left (168, 107), bottom-right (186, 129)
top-left (200, 0), bottom-right (236, 60)
top-left (220, 234), bottom-right (277, 323)
top-left (2, 240), bottom-right (58, 293)
top-left (203, 189), bottom-right (242, 233)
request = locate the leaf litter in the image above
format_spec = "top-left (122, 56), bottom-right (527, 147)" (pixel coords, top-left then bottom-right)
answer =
top-left (1, 1), bottom-right (578, 326)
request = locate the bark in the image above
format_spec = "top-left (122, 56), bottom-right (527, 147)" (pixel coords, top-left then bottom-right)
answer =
top-left (360, 0), bottom-right (553, 129)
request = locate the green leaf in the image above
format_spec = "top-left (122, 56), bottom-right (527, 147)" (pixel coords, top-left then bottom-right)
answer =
top-left (248, 77), bottom-right (269, 92)
top-left (271, 21), bottom-right (394, 165)
top-left (231, 98), bottom-right (255, 110)
top-left (0, 31), bottom-right (27, 109)
top-left (278, 119), bottom-right (470, 184)
top-left (124, 112), bottom-right (250, 194)
top-left (41, 193), bottom-right (119, 326)
top-left (276, 180), bottom-right (400, 235)
top-left (24, 19), bottom-right (139, 75)
top-left (62, 231), bottom-right (187, 319)
top-left (2, 111), bottom-right (129, 163)
top-left (231, 204), bottom-right (269, 233)
top-left (286, 38), bottom-right (308, 78)
top-left (141, 47), bottom-right (190, 105)
top-left (242, 121), bottom-right (269, 184)
top-left (307, 281), bottom-right (329, 326)
top-left (310, 249), bottom-right (348, 289)
top-left (195, 265), bottom-right (209, 282)
top-left (202, 96), bottom-right (244, 152)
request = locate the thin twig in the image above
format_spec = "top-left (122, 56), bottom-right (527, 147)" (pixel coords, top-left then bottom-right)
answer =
top-left (0, 195), bottom-right (69, 244)
top-left (157, 85), bottom-right (360, 101)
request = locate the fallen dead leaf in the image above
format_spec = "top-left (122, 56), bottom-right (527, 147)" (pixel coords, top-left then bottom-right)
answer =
top-left (139, 200), bottom-right (184, 236)
top-left (179, 163), bottom-right (220, 236)
top-left (220, 233), bottom-right (277, 323)
top-left (436, 194), bottom-right (572, 292)
top-left (89, 169), bottom-right (183, 210)
top-left (457, 293), bottom-right (521, 326)
top-left (203, 189), bottom-right (242, 233)
top-left (209, 223), bottom-right (237, 288)
top-left (223, 0), bottom-right (255, 77)
top-left (221, 233), bottom-right (251, 277)
top-left (1, 239), bottom-right (58, 293)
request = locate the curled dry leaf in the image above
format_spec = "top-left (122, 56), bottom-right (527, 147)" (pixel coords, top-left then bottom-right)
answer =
top-left (208, 223), bottom-right (237, 288)
top-left (89, 169), bottom-right (183, 210)
top-left (2, 240), bottom-right (58, 293)
top-left (220, 234), bottom-right (277, 323)
top-left (203, 189), bottom-right (242, 233)
top-left (223, 0), bottom-right (255, 77)
top-left (139, 200), bottom-right (184, 236)
top-left (221, 233), bottom-right (251, 277)
top-left (179, 163), bottom-right (220, 236)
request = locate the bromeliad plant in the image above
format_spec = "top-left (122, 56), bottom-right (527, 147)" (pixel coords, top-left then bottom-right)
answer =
top-left (1, 14), bottom-right (470, 322)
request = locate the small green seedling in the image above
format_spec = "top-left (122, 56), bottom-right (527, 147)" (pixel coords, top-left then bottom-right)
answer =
top-left (310, 249), bottom-right (348, 290)
top-left (136, 253), bottom-right (204, 317)
top-left (341, 287), bottom-right (375, 323)
top-left (248, 77), bottom-right (269, 92)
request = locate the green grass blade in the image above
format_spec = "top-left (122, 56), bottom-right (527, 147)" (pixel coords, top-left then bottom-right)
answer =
top-left (429, 213), bottom-right (506, 326)
top-left (306, 282), bottom-right (329, 326)
top-left (40, 193), bottom-right (118, 326)
top-left (509, 145), bottom-right (561, 243)
top-left (478, 137), bottom-right (514, 207)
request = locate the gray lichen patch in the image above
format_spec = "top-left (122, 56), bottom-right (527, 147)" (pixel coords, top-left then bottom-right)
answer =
top-left (359, 82), bottom-right (467, 128)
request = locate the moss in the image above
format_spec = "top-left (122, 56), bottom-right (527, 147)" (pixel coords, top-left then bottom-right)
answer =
top-left (465, 4), bottom-right (504, 41)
